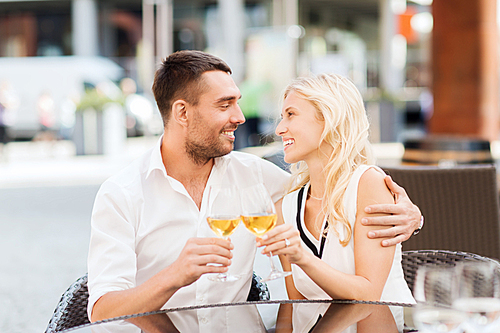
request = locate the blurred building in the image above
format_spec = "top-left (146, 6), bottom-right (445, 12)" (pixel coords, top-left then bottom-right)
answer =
top-left (1, 0), bottom-right (494, 144)
top-left (0, 0), bottom-right (431, 87)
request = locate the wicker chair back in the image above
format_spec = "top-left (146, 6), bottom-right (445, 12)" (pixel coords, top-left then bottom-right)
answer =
top-left (383, 165), bottom-right (500, 260)
top-left (45, 274), bottom-right (89, 333)
top-left (402, 250), bottom-right (500, 293)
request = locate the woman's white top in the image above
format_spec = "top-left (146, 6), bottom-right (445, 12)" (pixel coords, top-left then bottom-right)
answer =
top-left (281, 165), bottom-right (415, 333)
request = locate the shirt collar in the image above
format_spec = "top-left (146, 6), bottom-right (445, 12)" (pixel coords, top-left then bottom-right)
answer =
top-left (145, 135), bottom-right (168, 180)
top-left (213, 153), bottom-right (231, 172)
top-left (145, 135), bottom-right (232, 180)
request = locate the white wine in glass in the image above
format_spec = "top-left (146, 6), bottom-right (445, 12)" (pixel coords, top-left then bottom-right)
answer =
top-left (207, 216), bottom-right (241, 238)
top-left (206, 185), bottom-right (241, 282)
top-left (241, 183), bottom-right (291, 282)
top-left (241, 214), bottom-right (277, 238)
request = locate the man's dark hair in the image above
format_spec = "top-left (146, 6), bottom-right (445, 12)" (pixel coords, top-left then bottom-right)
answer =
top-left (152, 50), bottom-right (232, 127)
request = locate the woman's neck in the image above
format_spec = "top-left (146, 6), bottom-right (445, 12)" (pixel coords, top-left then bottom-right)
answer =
top-left (307, 160), bottom-right (327, 200)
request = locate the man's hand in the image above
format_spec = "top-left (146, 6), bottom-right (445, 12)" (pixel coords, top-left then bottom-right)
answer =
top-left (91, 237), bottom-right (234, 323)
top-left (361, 176), bottom-right (422, 247)
top-left (168, 237), bottom-right (234, 288)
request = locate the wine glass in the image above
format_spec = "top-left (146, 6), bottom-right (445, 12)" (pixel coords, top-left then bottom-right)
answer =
top-left (206, 185), bottom-right (242, 282)
top-left (412, 266), bottom-right (465, 333)
top-left (452, 261), bottom-right (500, 333)
top-left (240, 183), bottom-right (292, 282)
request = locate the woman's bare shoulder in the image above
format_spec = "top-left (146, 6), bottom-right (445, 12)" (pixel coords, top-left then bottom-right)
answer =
top-left (358, 167), bottom-right (394, 205)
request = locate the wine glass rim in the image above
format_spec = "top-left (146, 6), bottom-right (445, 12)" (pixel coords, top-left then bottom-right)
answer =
top-left (456, 261), bottom-right (497, 267)
top-left (416, 265), bottom-right (456, 274)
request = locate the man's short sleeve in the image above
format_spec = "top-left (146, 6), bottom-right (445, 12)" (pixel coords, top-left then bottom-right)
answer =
top-left (87, 180), bottom-right (137, 320)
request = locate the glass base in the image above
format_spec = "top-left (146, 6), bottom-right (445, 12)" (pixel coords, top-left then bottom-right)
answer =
top-left (261, 270), bottom-right (292, 282)
top-left (208, 273), bottom-right (241, 282)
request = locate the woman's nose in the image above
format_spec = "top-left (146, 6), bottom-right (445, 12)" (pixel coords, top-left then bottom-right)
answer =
top-left (275, 119), bottom-right (286, 136)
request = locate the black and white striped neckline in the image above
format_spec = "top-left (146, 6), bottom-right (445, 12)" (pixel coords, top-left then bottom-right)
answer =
top-left (296, 186), bottom-right (328, 259)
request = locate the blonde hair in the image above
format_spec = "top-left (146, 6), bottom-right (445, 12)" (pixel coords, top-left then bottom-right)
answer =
top-left (284, 73), bottom-right (374, 246)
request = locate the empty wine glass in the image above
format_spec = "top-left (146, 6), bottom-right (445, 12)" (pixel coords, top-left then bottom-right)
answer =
top-left (240, 183), bottom-right (291, 282)
top-left (412, 266), bottom-right (465, 333)
top-left (452, 261), bottom-right (500, 333)
top-left (205, 185), bottom-right (241, 282)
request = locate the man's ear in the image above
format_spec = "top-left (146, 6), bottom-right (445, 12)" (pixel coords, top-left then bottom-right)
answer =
top-left (171, 100), bottom-right (189, 126)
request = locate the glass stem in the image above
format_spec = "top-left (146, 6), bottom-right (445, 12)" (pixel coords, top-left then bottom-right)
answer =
top-left (268, 251), bottom-right (279, 272)
top-left (219, 236), bottom-right (229, 278)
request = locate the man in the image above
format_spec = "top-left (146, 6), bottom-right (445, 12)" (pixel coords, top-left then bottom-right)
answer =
top-left (87, 50), bottom-right (422, 332)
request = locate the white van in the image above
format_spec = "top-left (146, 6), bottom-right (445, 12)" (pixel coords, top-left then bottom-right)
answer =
top-left (0, 56), bottom-right (124, 140)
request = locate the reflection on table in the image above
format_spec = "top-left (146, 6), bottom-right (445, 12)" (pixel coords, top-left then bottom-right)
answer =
top-left (62, 299), bottom-right (416, 333)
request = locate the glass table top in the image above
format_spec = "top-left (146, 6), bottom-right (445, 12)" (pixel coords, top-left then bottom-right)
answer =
top-left (60, 299), bottom-right (416, 333)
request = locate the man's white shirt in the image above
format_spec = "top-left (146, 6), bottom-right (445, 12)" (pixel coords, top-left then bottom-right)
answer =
top-left (87, 137), bottom-right (290, 332)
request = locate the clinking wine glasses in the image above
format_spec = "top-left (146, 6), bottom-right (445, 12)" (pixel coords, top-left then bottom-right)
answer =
top-left (240, 183), bottom-right (292, 282)
top-left (206, 185), bottom-right (241, 282)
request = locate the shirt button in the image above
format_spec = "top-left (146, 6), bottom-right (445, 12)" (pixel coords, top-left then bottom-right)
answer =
top-left (199, 296), bottom-right (205, 303)
top-left (200, 317), bottom-right (208, 324)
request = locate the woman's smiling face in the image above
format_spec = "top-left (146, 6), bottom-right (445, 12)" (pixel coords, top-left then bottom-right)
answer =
top-left (275, 90), bottom-right (326, 164)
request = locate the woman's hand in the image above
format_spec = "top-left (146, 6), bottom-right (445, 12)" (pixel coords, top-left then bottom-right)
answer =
top-left (257, 224), bottom-right (306, 265)
top-left (361, 176), bottom-right (422, 247)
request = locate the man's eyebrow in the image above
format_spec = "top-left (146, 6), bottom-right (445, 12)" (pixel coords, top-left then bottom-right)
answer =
top-left (215, 95), bottom-right (242, 103)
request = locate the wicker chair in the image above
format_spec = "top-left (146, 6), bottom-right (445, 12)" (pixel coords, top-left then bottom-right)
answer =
top-left (383, 165), bottom-right (500, 260)
top-left (45, 274), bottom-right (89, 333)
top-left (401, 249), bottom-right (500, 293)
top-left (45, 272), bottom-right (270, 332)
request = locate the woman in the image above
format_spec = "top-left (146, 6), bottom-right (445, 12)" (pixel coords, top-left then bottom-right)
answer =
top-left (258, 73), bottom-right (415, 332)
